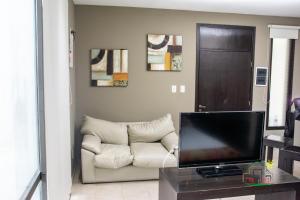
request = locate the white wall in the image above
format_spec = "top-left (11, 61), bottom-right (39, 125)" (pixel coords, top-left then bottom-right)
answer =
top-left (295, 122), bottom-right (300, 147)
top-left (43, 0), bottom-right (72, 199)
top-left (293, 40), bottom-right (300, 147)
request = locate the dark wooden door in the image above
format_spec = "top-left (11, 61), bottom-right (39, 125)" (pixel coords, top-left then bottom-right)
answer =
top-left (195, 24), bottom-right (255, 112)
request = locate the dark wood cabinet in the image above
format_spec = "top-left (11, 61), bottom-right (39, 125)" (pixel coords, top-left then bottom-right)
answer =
top-left (159, 164), bottom-right (300, 200)
top-left (195, 24), bottom-right (255, 112)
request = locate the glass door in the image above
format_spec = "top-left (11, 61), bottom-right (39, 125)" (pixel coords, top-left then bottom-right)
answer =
top-left (0, 0), bottom-right (46, 199)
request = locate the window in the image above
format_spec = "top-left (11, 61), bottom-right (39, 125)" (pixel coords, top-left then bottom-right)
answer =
top-left (0, 0), bottom-right (46, 199)
top-left (267, 25), bottom-right (297, 129)
top-left (31, 182), bottom-right (42, 200)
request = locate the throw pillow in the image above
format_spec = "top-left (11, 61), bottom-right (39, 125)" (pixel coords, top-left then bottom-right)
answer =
top-left (128, 113), bottom-right (175, 143)
top-left (81, 115), bottom-right (128, 145)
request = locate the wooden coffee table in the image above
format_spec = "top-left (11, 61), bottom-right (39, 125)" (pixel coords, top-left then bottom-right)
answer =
top-left (159, 163), bottom-right (300, 200)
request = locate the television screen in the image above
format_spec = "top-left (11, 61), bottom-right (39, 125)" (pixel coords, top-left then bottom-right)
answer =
top-left (179, 111), bottom-right (265, 168)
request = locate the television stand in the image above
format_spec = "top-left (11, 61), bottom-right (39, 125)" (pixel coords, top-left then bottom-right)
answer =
top-left (159, 164), bottom-right (300, 200)
top-left (196, 165), bottom-right (243, 178)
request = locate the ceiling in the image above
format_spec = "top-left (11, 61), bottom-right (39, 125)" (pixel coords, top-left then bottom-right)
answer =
top-left (74, 0), bottom-right (300, 17)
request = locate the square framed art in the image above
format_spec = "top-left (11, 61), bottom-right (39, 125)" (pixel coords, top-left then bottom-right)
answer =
top-left (147, 34), bottom-right (182, 71)
top-left (90, 49), bottom-right (128, 87)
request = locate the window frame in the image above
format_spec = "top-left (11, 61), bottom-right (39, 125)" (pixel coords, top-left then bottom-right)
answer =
top-left (266, 38), bottom-right (295, 130)
top-left (19, 0), bottom-right (47, 199)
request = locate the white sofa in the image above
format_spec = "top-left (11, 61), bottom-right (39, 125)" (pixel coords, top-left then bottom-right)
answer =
top-left (80, 114), bottom-right (178, 183)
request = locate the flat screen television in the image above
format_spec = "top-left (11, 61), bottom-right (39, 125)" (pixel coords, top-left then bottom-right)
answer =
top-left (179, 111), bottom-right (265, 168)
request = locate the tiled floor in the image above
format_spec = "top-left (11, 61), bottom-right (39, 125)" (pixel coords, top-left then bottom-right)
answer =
top-left (71, 149), bottom-right (300, 200)
top-left (71, 179), bottom-right (158, 200)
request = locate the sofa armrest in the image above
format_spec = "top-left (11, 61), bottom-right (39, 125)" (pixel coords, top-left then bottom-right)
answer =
top-left (82, 134), bottom-right (101, 154)
top-left (81, 148), bottom-right (96, 183)
top-left (161, 131), bottom-right (178, 154)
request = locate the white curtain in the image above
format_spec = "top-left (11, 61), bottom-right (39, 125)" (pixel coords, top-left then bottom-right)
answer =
top-left (268, 25), bottom-right (299, 127)
top-left (0, 0), bottom-right (40, 199)
top-left (268, 39), bottom-right (291, 127)
top-left (269, 25), bottom-right (300, 39)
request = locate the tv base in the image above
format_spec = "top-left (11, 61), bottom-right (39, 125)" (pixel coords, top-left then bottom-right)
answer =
top-left (196, 165), bottom-right (243, 178)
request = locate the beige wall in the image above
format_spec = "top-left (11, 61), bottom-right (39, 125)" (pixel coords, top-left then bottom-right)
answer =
top-left (75, 6), bottom-right (300, 142)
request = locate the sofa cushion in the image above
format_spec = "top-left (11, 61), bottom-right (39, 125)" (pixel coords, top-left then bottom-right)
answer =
top-left (81, 115), bottom-right (128, 145)
top-left (94, 144), bottom-right (133, 169)
top-left (128, 114), bottom-right (175, 143)
top-left (161, 132), bottom-right (178, 153)
top-left (131, 143), bottom-right (177, 168)
top-left (82, 134), bottom-right (101, 154)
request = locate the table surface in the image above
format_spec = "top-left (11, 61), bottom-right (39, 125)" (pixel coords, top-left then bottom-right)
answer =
top-left (160, 163), bottom-right (300, 193)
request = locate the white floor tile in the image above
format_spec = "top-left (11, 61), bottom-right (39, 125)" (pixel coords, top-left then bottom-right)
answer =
top-left (71, 149), bottom-right (295, 200)
top-left (94, 183), bottom-right (123, 200)
top-left (71, 194), bottom-right (95, 200)
top-left (121, 181), bottom-right (157, 200)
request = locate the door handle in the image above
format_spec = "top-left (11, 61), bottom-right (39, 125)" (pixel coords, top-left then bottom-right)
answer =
top-left (198, 104), bottom-right (207, 111)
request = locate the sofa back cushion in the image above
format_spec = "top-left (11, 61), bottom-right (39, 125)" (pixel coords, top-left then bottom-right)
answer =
top-left (81, 116), bottom-right (128, 145)
top-left (128, 114), bottom-right (175, 143)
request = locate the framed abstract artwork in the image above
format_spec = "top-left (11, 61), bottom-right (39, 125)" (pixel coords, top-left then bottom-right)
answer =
top-left (147, 34), bottom-right (182, 71)
top-left (90, 49), bottom-right (128, 87)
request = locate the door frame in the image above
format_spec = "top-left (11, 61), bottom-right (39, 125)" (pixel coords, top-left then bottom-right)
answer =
top-left (195, 23), bottom-right (256, 112)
